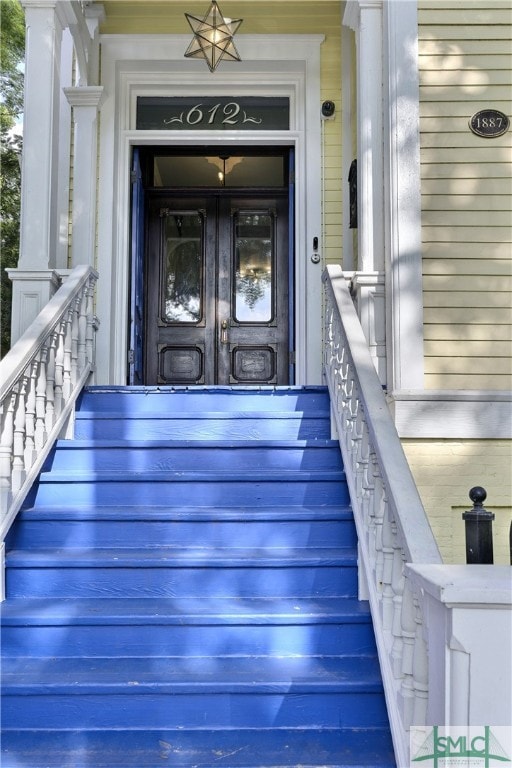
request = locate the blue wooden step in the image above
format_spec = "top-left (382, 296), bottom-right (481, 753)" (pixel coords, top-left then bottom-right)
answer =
top-left (5, 546), bottom-right (358, 598)
top-left (1, 728), bottom-right (396, 767)
top-left (1, 656), bottom-right (389, 729)
top-left (46, 439), bottom-right (343, 472)
top-left (2, 598), bottom-right (377, 658)
top-left (73, 412), bottom-right (332, 440)
top-left (8, 506), bottom-right (356, 549)
top-left (1, 386), bottom-right (395, 766)
top-left (77, 385), bottom-right (332, 413)
top-left (29, 471), bottom-right (349, 508)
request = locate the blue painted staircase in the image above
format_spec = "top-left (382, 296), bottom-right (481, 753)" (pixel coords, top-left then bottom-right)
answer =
top-left (1, 386), bottom-right (395, 767)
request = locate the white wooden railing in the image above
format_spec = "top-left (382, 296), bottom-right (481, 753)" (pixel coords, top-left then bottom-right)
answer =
top-left (0, 266), bottom-right (99, 557)
top-left (323, 265), bottom-right (443, 767)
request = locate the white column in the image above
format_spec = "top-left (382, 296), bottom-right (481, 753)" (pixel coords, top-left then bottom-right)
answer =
top-left (345, 0), bottom-right (384, 274)
top-left (64, 87), bottom-right (105, 268)
top-left (383, 0), bottom-right (424, 390)
top-left (10, 0), bottom-right (65, 343)
top-left (343, 0), bottom-right (386, 384)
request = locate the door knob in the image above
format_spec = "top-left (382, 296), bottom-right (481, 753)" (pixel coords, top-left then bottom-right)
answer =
top-left (221, 319), bottom-right (229, 344)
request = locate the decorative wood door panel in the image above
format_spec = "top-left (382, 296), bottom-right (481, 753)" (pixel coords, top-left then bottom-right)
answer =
top-left (145, 194), bottom-right (289, 385)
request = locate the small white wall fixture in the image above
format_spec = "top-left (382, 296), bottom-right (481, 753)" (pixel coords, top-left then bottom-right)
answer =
top-left (96, 34), bottom-right (324, 385)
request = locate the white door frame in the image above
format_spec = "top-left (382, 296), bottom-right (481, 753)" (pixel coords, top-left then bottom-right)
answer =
top-left (96, 34), bottom-right (324, 385)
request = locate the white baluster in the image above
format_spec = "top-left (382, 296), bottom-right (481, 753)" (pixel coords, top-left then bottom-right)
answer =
top-left (54, 320), bottom-right (65, 416)
top-left (391, 541), bottom-right (406, 678)
top-left (412, 591), bottom-right (429, 726)
top-left (24, 360), bottom-right (38, 471)
top-left (381, 505), bottom-right (395, 630)
top-left (85, 278), bottom-right (95, 367)
top-left (400, 578), bottom-right (417, 728)
top-left (62, 311), bottom-right (73, 402)
top-left (45, 330), bottom-right (57, 431)
top-left (34, 348), bottom-right (48, 451)
top-left (70, 300), bottom-right (80, 387)
top-left (12, 379), bottom-right (27, 494)
top-left (77, 285), bottom-right (87, 372)
top-left (0, 393), bottom-right (16, 510)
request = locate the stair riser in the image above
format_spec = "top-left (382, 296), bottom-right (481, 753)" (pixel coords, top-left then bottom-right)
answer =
top-left (78, 390), bottom-right (331, 413)
top-left (48, 445), bottom-right (343, 472)
top-left (9, 519), bottom-right (357, 549)
top-left (1, 691), bottom-right (389, 729)
top-left (30, 480), bottom-right (350, 507)
top-left (2, 623), bottom-right (376, 657)
top-left (0, 728), bottom-right (397, 768)
top-left (6, 565), bottom-right (358, 598)
top-left (73, 419), bottom-right (331, 441)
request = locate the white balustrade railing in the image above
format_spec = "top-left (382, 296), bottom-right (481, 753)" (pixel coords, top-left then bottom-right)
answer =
top-left (323, 265), bottom-right (442, 767)
top-left (0, 266), bottom-right (99, 550)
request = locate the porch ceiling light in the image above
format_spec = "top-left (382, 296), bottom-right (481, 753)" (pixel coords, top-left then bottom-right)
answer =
top-left (184, 1), bottom-right (243, 73)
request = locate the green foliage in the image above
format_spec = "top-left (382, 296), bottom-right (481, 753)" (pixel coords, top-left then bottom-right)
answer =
top-left (1, 0), bottom-right (25, 357)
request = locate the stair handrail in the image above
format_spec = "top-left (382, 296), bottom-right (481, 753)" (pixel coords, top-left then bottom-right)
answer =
top-left (323, 265), bottom-right (442, 767)
top-left (0, 265), bottom-right (99, 546)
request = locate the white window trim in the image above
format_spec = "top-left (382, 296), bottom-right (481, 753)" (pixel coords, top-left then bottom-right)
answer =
top-left (96, 34), bottom-right (324, 385)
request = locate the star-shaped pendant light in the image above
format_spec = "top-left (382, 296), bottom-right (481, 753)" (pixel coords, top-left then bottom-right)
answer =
top-left (184, 1), bottom-right (243, 72)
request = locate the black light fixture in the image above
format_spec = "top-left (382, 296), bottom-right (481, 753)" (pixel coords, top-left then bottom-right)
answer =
top-left (184, 1), bottom-right (243, 73)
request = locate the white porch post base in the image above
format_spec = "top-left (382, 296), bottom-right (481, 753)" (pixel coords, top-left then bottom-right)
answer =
top-left (351, 271), bottom-right (386, 385)
top-left (7, 270), bottom-right (62, 345)
top-left (406, 564), bottom-right (512, 727)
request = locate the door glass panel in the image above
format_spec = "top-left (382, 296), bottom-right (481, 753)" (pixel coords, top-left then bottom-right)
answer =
top-left (234, 212), bottom-right (273, 322)
top-left (161, 211), bottom-right (203, 323)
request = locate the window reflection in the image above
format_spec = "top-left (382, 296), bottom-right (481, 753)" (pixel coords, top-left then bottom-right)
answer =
top-left (162, 212), bottom-right (203, 323)
top-left (235, 213), bottom-right (273, 322)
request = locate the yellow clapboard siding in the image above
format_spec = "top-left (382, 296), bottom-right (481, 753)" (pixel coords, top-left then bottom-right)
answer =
top-left (419, 54), bottom-right (512, 71)
top-left (421, 132), bottom-right (511, 148)
top-left (419, 38), bottom-right (512, 55)
top-left (424, 357), bottom-right (512, 376)
top-left (420, 69), bottom-right (511, 86)
top-left (423, 259), bottom-right (512, 277)
top-left (423, 275), bottom-right (512, 292)
top-left (424, 291), bottom-right (511, 309)
top-left (419, 9), bottom-right (512, 24)
top-left (422, 226), bottom-right (511, 243)
top-left (421, 162), bottom-right (511, 179)
top-left (424, 324), bottom-right (512, 341)
top-left (422, 194), bottom-right (511, 211)
top-left (420, 101), bottom-right (511, 117)
top-left (421, 146), bottom-right (512, 163)
top-left (422, 178), bottom-right (512, 195)
top-left (422, 210), bottom-right (511, 227)
top-left (422, 241), bottom-right (511, 259)
top-left (420, 84), bottom-right (511, 101)
top-left (420, 25), bottom-right (512, 40)
top-left (425, 373), bottom-right (511, 390)
top-left (425, 340), bottom-right (512, 358)
top-left (424, 307), bottom-right (512, 324)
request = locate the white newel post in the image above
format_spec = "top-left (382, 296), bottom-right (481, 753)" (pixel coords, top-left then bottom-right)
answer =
top-left (64, 87), bottom-right (105, 268)
top-left (406, 565), bottom-right (512, 727)
top-left (10, 0), bottom-right (66, 344)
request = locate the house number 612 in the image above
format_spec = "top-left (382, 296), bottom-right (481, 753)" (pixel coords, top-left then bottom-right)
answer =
top-left (164, 102), bottom-right (262, 126)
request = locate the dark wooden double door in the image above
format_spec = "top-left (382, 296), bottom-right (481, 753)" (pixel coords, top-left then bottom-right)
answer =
top-left (145, 194), bottom-right (289, 385)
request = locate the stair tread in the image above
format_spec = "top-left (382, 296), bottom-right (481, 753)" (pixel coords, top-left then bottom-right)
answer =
top-left (0, 727), bottom-right (395, 768)
top-left (6, 546), bottom-right (357, 567)
top-left (16, 505), bottom-right (353, 521)
top-left (75, 410), bottom-right (331, 420)
top-left (2, 655), bottom-right (384, 693)
top-left (0, 596), bottom-right (371, 624)
top-left (37, 469), bottom-right (345, 481)
top-left (54, 439), bottom-right (340, 452)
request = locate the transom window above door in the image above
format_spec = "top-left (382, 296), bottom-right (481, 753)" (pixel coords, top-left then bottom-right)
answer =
top-left (152, 154), bottom-right (286, 188)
